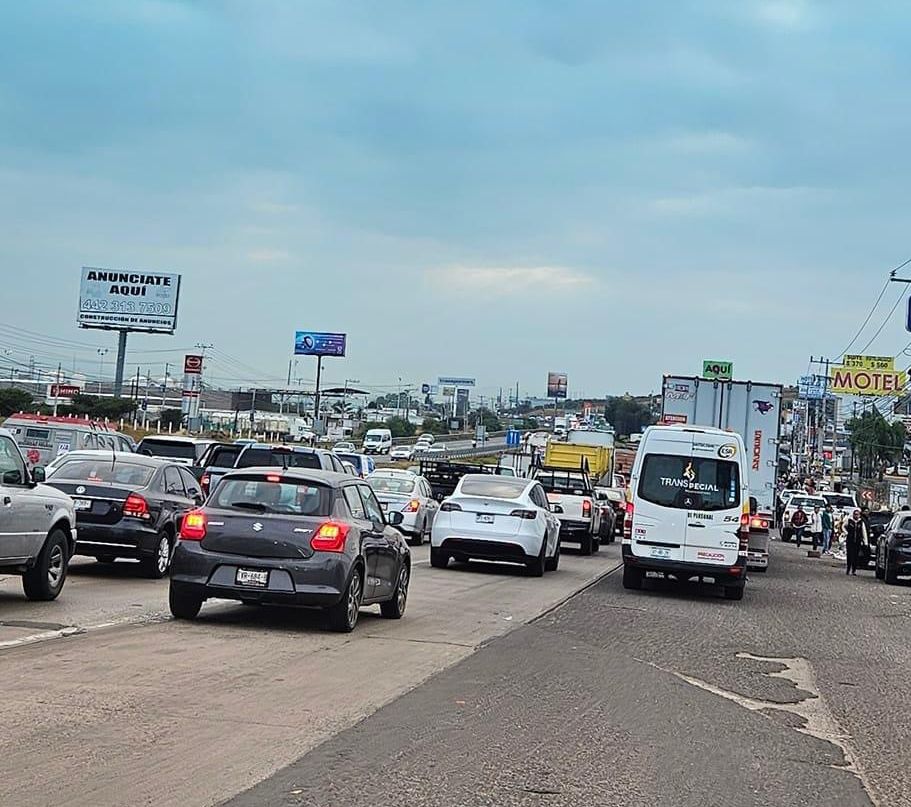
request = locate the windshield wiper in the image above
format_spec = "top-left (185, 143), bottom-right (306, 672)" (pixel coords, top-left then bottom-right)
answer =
top-left (230, 501), bottom-right (272, 512)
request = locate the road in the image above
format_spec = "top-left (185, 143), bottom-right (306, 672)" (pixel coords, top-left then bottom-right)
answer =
top-left (3, 536), bottom-right (909, 806)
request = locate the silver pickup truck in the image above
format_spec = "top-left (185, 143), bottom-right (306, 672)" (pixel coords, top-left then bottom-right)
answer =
top-left (0, 427), bottom-right (77, 600)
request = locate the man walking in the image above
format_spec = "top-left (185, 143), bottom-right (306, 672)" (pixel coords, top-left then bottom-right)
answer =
top-left (809, 505), bottom-right (824, 552)
top-left (845, 509), bottom-right (867, 576)
top-left (790, 504), bottom-right (808, 548)
top-left (821, 504), bottom-right (834, 554)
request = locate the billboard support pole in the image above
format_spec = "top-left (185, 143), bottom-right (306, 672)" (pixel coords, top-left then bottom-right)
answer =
top-left (113, 330), bottom-right (128, 398)
top-left (313, 355), bottom-right (324, 431)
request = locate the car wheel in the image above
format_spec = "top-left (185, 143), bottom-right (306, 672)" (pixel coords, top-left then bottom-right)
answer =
top-left (326, 568), bottom-right (363, 632)
top-left (544, 539), bottom-right (560, 572)
top-left (140, 531), bottom-right (173, 579)
top-left (885, 552), bottom-right (899, 585)
top-left (169, 584), bottom-right (203, 620)
top-left (875, 549), bottom-right (885, 580)
top-left (622, 564), bottom-right (643, 590)
top-left (380, 564), bottom-right (409, 619)
top-left (22, 528), bottom-right (69, 601)
top-left (723, 584), bottom-right (745, 601)
top-left (592, 533), bottom-right (601, 553)
top-left (96, 554), bottom-right (117, 565)
top-left (526, 538), bottom-right (546, 577)
top-left (430, 548), bottom-right (449, 569)
top-left (579, 532), bottom-right (593, 556)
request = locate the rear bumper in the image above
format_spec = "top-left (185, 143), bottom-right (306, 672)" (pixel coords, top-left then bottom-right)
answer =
top-left (75, 522), bottom-right (161, 559)
top-left (169, 541), bottom-right (352, 606)
top-left (747, 551), bottom-right (769, 568)
top-left (434, 535), bottom-right (541, 564)
top-left (558, 518), bottom-right (593, 539)
top-left (622, 545), bottom-right (747, 583)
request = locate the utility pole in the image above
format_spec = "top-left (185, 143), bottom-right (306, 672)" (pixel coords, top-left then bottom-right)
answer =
top-left (113, 330), bottom-right (128, 398)
top-left (97, 348), bottom-right (109, 395)
top-left (52, 363), bottom-right (62, 416)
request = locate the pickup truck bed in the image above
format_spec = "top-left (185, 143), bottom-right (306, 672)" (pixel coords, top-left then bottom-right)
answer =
top-left (532, 466), bottom-right (601, 555)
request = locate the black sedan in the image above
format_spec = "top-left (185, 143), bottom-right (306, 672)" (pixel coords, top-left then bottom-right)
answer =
top-left (168, 468), bottom-right (412, 633)
top-left (875, 511), bottom-right (911, 584)
top-left (46, 451), bottom-right (204, 578)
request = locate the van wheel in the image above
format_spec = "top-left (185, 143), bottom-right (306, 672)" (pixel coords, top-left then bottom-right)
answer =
top-left (723, 584), bottom-right (745, 601)
top-left (622, 565), bottom-right (643, 590)
top-left (23, 529), bottom-right (69, 601)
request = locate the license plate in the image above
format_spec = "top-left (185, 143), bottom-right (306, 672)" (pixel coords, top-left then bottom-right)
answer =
top-left (236, 568), bottom-right (268, 587)
top-left (476, 513), bottom-right (495, 524)
top-left (649, 547), bottom-right (671, 559)
top-left (73, 498), bottom-right (92, 511)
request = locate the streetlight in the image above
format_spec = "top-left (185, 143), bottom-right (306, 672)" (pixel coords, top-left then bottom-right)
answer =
top-left (97, 348), bottom-right (109, 394)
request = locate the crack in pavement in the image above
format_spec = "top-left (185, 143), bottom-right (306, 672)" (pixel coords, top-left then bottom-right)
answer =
top-left (638, 652), bottom-right (880, 807)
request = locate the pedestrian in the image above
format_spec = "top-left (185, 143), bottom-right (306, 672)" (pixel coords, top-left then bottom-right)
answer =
top-left (790, 504), bottom-right (808, 548)
top-left (809, 505), bottom-right (823, 551)
top-left (845, 509), bottom-right (867, 576)
top-left (821, 504), bottom-right (834, 554)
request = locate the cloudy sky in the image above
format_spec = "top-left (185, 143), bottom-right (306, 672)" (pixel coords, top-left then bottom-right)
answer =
top-left (2, 0), bottom-right (910, 400)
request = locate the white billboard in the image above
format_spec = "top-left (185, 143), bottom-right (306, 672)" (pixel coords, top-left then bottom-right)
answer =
top-left (78, 267), bottom-right (181, 333)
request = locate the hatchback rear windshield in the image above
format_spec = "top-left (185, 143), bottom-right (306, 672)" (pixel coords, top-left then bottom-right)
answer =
top-left (370, 476), bottom-right (416, 494)
top-left (460, 478), bottom-right (528, 499)
top-left (51, 459), bottom-right (154, 487)
top-left (237, 448), bottom-right (321, 469)
top-left (137, 439), bottom-right (196, 460)
top-left (211, 476), bottom-right (333, 516)
top-left (638, 454), bottom-right (740, 511)
top-left (822, 494), bottom-right (857, 509)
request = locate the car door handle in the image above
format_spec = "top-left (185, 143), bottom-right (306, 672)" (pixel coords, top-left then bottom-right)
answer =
top-left (688, 523), bottom-right (706, 528)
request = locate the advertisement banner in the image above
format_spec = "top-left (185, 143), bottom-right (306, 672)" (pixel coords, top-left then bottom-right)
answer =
top-left (830, 364), bottom-right (907, 396)
top-left (547, 372), bottom-right (568, 399)
top-left (78, 267), bottom-right (181, 333)
top-left (50, 384), bottom-right (81, 398)
top-left (798, 374), bottom-right (827, 399)
top-left (702, 360), bottom-right (733, 381)
top-left (456, 388), bottom-right (470, 416)
top-left (183, 354), bottom-right (203, 375)
top-left (294, 331), bottom-right (347, 357)
top-left (441, 386), bottom-right (456, 397)
top-left (842, 355), bottom-right (893, 370)
top-left (662, 413), bottom-right (688, 425)
top-left (438, 376), bottom-right (475, 387)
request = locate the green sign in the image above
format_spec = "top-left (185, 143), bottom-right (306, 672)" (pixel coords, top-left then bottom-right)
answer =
top-left (702, 360), bottom-right (733, 381)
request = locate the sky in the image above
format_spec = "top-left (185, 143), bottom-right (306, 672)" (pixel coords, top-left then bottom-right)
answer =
top-left (2, 0), bottom-right (911, 402)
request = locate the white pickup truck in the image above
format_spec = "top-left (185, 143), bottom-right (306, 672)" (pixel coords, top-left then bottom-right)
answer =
top-left (532, 466), bottom-right (602, 555)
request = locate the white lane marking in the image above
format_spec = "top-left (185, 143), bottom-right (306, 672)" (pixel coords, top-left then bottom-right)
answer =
top-left (640, 653), bottom-right (879, 806)
top-left (0, 612), bottom-right (169, 651)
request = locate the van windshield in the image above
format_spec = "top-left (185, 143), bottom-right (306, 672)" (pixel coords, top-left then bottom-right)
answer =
top-left (638, 454), bottom-right (740, 512)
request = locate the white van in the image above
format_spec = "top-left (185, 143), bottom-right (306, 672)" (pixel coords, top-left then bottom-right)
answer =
top-left (362, 428), bottom-right (393, 455)
top-left (623, 424), bottom-right (749, 601)
top-left (3, 413), bottom-right (135, 469)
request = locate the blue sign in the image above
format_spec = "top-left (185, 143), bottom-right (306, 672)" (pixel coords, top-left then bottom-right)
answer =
top-left (798, 374), bottom-right (826, 400)
top-left (294, 331), bottom-right (347, 357)
top-left (506, 429), bottom-right (522, 448)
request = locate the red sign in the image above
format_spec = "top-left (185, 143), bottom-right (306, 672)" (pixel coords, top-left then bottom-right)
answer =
top-left (51, 384), bottom-right (81, 397)
top-left (662, 414), bottom-right (687, 425)
top-left (184, 354), bottom-right (204, 375)
top-left (752, 430), bottom-right (762, 471)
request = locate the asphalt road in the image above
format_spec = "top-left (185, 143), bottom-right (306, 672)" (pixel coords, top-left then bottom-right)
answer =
top-left (226, 537), bottom-right (910, 807)
top-left (0, 540), bottom-right (619, 807)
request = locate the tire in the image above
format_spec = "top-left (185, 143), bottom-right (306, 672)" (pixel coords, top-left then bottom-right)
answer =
top-left (885, 552), bottom-right (899, 585)
top-left (622, 565), bottom-right (643, 590)
top-left (140, 531), bottom-right (173, 579)
top-left (96, 554), bottom-right (117, 564)
top-left (22, 528), bottom-right (69, 601)
top-left (545, 539), bottom-right (560, 572)
top-left (326, 568), bottom-right (363, 632)
top-left (169, 585), bottom-right (203, 620)
top-left (723, 584), bottom-right (745, 601)
top-left (781, 529), bottom-right (791, 543)
top-left (430, 548), bottom-right (449, 569)
top-left (526, 539), bottom-right (546, 577)
top-left (875, 550), bottom-right (885, 580)
top-left (380, 563), bottom-right (409, 619)
top-left (579, 532), bottom-right (593, 556)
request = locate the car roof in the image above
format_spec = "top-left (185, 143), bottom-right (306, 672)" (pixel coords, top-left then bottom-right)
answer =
top-left (51, 450), bottom-right (172, 467)
top-left (221, 467), bottom-right (353, 486)
top-left (138, 435), bottom-right (199, 445)
top-left (457, 473), bottom-right (531, 490)
top-left (369, 469), bottom-right (419, 479)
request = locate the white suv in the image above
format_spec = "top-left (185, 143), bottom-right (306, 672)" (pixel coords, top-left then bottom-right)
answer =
top-left (0, 428), bottom-right (77, 600)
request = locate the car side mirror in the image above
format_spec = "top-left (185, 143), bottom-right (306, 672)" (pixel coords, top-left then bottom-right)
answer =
top-left (387, 511), bottom-right (404, 526)
top-left (2, 469), bottom-right (23, 485)
top-left (31, 467), bottom-right (46, 484)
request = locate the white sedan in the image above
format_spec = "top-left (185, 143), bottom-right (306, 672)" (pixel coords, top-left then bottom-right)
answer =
top-left (390, 445), bottom-right (415, 460)
top-left (367, 470), bottom-right (439, 545)
top-left (430, 474), bottom-right (561, 575)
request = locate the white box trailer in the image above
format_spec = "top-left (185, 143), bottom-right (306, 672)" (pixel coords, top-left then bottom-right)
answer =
top-left (661, 376), bottom-right (783, 571)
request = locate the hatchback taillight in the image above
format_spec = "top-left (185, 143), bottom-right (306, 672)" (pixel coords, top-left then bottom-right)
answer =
top-left (123, 493), bottom-right (150, 520)
top-left (510, 509), bottom-right (537, 520)
top-left (440, 502), bottom-right (462, 512)
top-left (180, 510), bottom-right (207, 541)
top-left (311, 522), bottom-right (350, 553)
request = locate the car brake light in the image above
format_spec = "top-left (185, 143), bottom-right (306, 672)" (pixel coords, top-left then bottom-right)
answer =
top-left (582, 499), bottom-right (592, 517)
top-left (123, 493), bottom-right (151, 520)
top-left (510, 509), bottom-right (538, 519)
top-left (739, 508), bottom-right (750, 551)
top-left (200, 473), bottom-right (210, 494)
top-left (180, 510), bottom-right (207, 540)
top-left (403, 499), bottom-right (421, 513)
top-left (440, 502), bottom-right (462, 512)
top-left (624, 499), bottom-right (634, 538)
top-left (265, 474), bottom-right (282, 483)
top-left (310, 521), bottom-right (350, 552)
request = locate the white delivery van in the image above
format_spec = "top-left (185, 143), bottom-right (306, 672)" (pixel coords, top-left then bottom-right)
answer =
top-left (623, 424), bottom-right (750, 601)
top-left (362, 428), bottom-right (393, 455)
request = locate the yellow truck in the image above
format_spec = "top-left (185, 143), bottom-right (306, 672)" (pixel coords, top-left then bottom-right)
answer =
top-left (543, 441), bottom-right (613, 480)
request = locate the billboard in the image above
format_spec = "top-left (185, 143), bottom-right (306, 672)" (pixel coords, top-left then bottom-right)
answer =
top-left (78, 267), bottom-right (181, 333)
top-left (702, 360), bottom-right (733, 381)
top-left (294, 331), bottom-right (347, 357)
top-left (184, 354), bottom-right (203, 375)
top-left (547, 372), bottom-right (568, 399)
top-left (798, 374), bottom-right (827, 400)
top-left (456, 387), bottom-right (470, 416)
top-left (438, 376), bottom-right (475, 387)
top-left (830, 363), bottom-right (907, 396)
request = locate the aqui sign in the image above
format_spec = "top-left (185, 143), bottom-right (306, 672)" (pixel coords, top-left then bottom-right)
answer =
top-left (702, 360), bottom-right (733, 381)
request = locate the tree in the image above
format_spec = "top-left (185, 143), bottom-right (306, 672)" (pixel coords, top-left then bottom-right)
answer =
top-left (421, 417), bottom-right (449, 435)
top-left (604, 396), bottom-right (656, 437)
top-left (469, 407), bottom-right (501, 433)
top-left (355, 417), bottom-right (415, 439)
top-left (159, 408), bottom-right (183, 430)
top-left (54, 394), bottom-right (137, 421)
top-left (0, 388), bottom-right (34, 417)
top-left (847, 412), bottom-right (906, 479)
